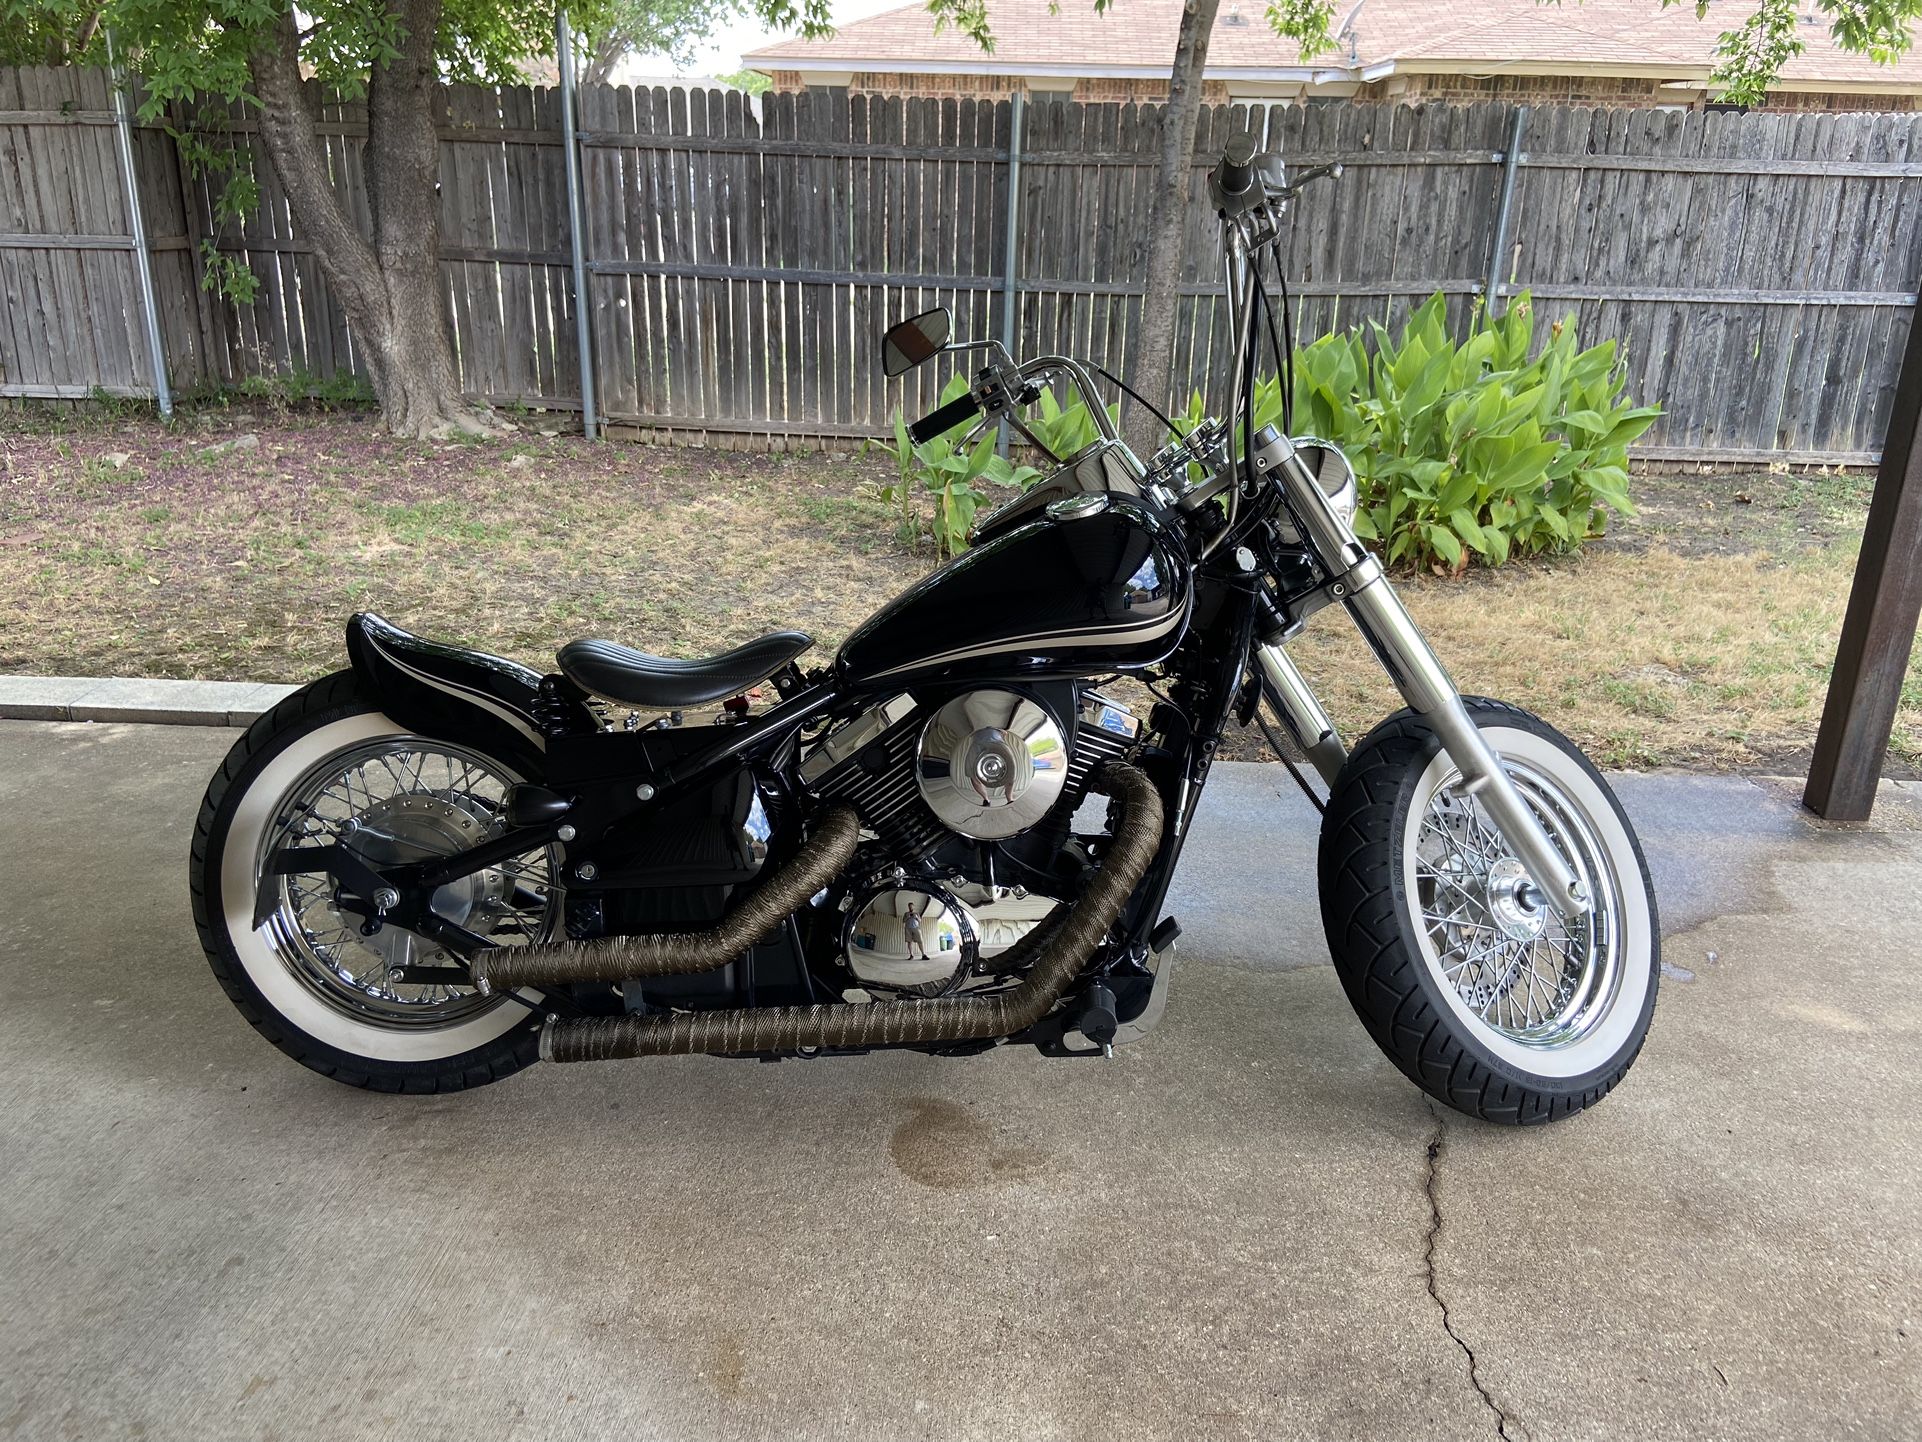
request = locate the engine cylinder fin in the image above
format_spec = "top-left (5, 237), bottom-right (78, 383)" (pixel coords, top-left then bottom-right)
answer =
top-left (809, 707), bottom-right (948, 859)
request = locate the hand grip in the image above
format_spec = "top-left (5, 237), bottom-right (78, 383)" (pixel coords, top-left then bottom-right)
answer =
top-left (1215, 134), bottom-right (1257, 199)
top-left (908, 392), bottom-right (982, 445)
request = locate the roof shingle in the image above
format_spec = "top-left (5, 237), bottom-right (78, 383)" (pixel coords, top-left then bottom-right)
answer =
top-left (744, 0), bottom-right (1922, 89)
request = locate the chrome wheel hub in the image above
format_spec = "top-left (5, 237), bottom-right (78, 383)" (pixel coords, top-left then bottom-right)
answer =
top-left (342, 792), bottom-right (507, 971)
top-left (1413, 766), bottom-right (1620, 1050)
top-left (1483, 856), bottom-right (1546, 942)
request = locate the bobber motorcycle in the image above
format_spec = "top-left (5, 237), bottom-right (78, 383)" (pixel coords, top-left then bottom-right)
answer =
top-left (191, 136), bottom-right (1658, 1122)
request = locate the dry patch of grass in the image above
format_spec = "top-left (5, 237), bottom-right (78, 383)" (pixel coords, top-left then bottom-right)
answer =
top-left (1285, 544), bottom-right (1915, 771)
top-left (1, 409), bottom-right (1915, 774)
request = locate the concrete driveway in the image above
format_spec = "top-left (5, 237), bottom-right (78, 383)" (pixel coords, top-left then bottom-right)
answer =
top-left (1, 719), bottom-right (1917, 1442)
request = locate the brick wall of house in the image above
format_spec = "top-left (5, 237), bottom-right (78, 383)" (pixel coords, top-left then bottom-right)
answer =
top-left (764, 67), bottom-right (1914, 113)
top-left (1756, 87), bottom-right (1918, 111)
top-left (1360, 74), bottom-right (1671, 105)
top-left (1360, 71), bottom-right (1919, 111)
top-left (763, 71), bottom-right (1226, 103)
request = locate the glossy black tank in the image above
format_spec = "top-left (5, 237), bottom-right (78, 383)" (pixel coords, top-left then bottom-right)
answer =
top-left (837, 496), bottom-right (1193, 690)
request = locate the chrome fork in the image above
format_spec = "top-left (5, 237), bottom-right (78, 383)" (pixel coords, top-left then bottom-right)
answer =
top-left (1250, 430), bottom-right (1590, 921)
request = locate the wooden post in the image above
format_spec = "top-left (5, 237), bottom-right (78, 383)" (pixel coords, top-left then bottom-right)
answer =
top-left (1804, 305), bottom-right (1922, 821)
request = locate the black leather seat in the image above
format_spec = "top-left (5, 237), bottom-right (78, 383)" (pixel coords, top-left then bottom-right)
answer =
top-left (557, 631), bottom-right (813, 709)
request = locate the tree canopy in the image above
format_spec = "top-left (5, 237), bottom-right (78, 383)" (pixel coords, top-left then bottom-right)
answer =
top-left (0, 0), bottom-right (832, 97)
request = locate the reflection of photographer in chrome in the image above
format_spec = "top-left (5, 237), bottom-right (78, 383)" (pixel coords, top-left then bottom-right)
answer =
top-left (966, 731), bottom-right (1020, 808)
top-left (903, 903), bottom-right (927, 961)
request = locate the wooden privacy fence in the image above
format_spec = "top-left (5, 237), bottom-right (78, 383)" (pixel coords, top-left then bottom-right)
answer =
top-left (5, 63), bottom-right (1922, 463)
top-left (0, 67), bottom-right (195, 402)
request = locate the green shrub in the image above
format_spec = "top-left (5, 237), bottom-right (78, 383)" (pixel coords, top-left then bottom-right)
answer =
top-left (1170, 293), bottom-right (1657, 570)
top-left (876, 382), bottom-right (1113, 557)
top-left (1296, 293), bottom-right (1659, 570)
top-left (882, 296), bottom-right (1656, 570)
top-left (1022, 385), bottom-right (1119, 461)
top-left (872, 374), bottom-right (1038, 560)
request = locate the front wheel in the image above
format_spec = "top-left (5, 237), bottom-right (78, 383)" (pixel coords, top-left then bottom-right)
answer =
top-left (1318, 699), bottom-right (1659, 1124)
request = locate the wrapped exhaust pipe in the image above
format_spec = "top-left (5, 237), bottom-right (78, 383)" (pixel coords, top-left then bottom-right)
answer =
top-left (468, 805), bottom-right (861, 994)
top-left (540, 761), bottom-right (1164, 1063)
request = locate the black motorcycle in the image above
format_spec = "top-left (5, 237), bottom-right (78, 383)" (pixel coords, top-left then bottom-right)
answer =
top-left (191, 138), bottom-right (1658, 1122)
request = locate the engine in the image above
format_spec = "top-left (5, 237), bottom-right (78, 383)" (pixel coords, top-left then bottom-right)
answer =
top-left (799, 687), bottom-right (1139, 996)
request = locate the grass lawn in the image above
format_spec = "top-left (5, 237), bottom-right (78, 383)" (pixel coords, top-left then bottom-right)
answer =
top-left (2, 404), bottom-right (1916, 775)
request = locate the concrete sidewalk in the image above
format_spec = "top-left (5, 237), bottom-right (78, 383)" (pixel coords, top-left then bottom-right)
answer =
top-left (0, 719), bottom-right (1917, 1442)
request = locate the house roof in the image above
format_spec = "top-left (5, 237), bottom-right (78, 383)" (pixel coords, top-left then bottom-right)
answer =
top-left (744, 0), bottom-right (1922, 92)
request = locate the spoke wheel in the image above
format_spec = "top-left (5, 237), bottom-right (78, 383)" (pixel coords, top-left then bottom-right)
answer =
top-left (257, 738), bottom-right (560, 1032)
top-left (192, 671), bottom-right (557, 1090)
top-left (1318, 698), bottom-right (1660, 1125)
top-left (1411, 762), bottom-right (1620, 1053)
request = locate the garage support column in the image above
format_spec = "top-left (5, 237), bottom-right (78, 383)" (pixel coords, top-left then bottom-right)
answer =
top-left (1805, 302), bottom-right (1922, 822)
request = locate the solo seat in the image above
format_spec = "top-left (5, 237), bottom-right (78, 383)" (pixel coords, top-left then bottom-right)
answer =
top-left (557, 631), bottom-right (813, 709)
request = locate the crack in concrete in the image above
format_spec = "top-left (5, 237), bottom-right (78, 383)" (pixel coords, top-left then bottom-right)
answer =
top-left (1424, 1103), bottom-right (1522, 1442)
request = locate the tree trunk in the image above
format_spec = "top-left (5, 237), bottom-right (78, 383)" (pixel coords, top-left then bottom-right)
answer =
top-left (582, 34), bottom-right (626, 87)
top-left (248, 1), bottom-right (498, 438)
top-left (1124, 0), bottom-right (1222, 454)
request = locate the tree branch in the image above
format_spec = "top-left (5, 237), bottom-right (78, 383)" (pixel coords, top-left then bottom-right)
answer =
top-left (71, 7), bottom-right (105, 61)
top-left (246, 4), bottom-right (385, 323)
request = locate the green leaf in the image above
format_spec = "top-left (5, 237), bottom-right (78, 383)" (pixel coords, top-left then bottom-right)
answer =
top-left (1487, 439), bottom-right (1563, 495)
top-left (1448, 508), bottom-right (1491, 555)
top-left (1425, 524), bottom-right (1464, 568)
top-left (1435, 467), bottom-right (1480, 515)
top-left (1600, 406), bottom-right (1664, 449)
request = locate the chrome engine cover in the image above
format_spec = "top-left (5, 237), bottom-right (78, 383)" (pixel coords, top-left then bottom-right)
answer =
top-left (801, 691), bottom-right (1138, 861)
top-left (842, 880), bottom-right (979, 995)
top-left (914, 690), bottom-right (1069, 840)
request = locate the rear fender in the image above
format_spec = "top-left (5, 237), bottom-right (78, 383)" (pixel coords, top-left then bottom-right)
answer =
top-left (344, 613), bottom-right (580, 769)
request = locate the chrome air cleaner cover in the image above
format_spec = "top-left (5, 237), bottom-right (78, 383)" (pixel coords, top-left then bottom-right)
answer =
top-left (914, 690), bottom-right (1069, 840)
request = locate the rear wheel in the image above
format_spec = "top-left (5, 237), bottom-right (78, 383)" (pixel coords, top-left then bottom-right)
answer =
top-left (1318, 699), bottom-right (1659, 1124)
top-left (189, 671), bottom-right (560, 1091)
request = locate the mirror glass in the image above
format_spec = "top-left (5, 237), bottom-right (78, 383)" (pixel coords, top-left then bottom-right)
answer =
top-left (881, 307), bottom-right (951, 376)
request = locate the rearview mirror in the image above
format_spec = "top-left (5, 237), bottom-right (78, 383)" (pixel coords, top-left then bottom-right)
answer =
top-left (882, 308), bottom-right (951, 376)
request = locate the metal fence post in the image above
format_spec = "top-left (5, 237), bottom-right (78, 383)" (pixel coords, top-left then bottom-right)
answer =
top-left (107, 32), bottom-right (172, 418)
top-left (996, 90), bottom-right (1025, 458)
top-left (1482, 105), bottom-right (1527, 320)
top-left (557, 13), bottom-right (598, 439)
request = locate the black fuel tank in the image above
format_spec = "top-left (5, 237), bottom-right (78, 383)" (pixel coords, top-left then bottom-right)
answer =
top-left (837, 495), bottom-right (1192, 690)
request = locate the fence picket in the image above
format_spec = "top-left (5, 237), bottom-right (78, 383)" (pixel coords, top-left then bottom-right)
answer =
top-left (5, 70), bottom-right (1921, 461)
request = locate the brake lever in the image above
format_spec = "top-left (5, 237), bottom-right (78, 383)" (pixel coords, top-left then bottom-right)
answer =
top-left (957, 414), bottom-right (996, 451)
top-left (1282, 161), bottom-right (1344, 198)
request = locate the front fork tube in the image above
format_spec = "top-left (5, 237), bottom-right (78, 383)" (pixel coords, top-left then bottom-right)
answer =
top-left (1251, 430), bottom-right (1591, 921)
top-left (1255, 644), bottom-right (1347, 788)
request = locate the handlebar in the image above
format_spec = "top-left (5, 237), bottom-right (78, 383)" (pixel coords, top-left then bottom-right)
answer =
top-left (907, 390), bottom-right (982, 445)
top-left (1212, 142), bottom-right (1343, 220)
